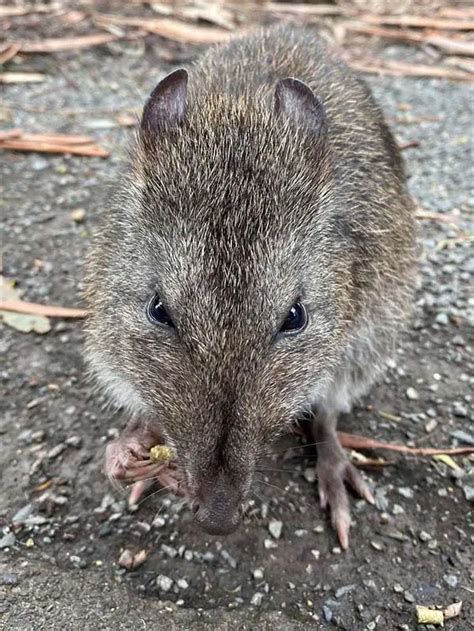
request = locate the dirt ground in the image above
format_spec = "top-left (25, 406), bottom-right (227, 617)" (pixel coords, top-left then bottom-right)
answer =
top-left (1, 3), bottom-right (473, 630)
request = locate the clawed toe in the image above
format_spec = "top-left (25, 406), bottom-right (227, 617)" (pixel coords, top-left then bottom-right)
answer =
top-left (316, 451), bottom-right (373, 549)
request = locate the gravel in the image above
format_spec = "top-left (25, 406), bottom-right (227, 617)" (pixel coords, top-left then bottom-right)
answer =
top-left (1, 10), bottom-right (473, 630)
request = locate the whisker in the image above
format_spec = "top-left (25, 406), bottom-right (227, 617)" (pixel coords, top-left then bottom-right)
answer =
top-left (137, 483), bottom-right (172, 507)
top-left (254, 477), bottom-right (288, 494)
top-left (259, 439), bottom-right (329, 458)
top-left (255, 467), bottom-right (299, 474)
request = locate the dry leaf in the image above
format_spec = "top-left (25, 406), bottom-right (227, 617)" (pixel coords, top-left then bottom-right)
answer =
top-left (118, 548), bottom-right (148, 570)
top-left (432, 454), bottom-right (460, 470)
top-left (1, 278), bottom-right (51, 334)
top-left (443, 601), bottom-right (462, 620)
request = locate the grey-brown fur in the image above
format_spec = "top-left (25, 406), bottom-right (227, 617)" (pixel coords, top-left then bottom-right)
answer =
top-left (85, 26), bottom-right (417, 538)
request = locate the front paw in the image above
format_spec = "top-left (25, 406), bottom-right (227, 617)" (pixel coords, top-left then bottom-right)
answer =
top-left (317, 445), bottom-right (374, 550)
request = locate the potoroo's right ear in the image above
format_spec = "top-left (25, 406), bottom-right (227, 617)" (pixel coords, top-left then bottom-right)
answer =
top-left (141, 69), bottom-right (188, 133)
top-left (274, 77), bottom-right (327, 142)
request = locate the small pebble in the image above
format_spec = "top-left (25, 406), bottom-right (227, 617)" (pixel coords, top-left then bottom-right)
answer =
top-left (418, 531), bottom-right (432, 542)
top-left (65, 435), bottom-right (82, 448)
top-left (406, 387), bottom-right (419, 400)
top-left (435, 312), bottom-right (449, 325)
top-left (161, 544), bottom-right (178, 558)
top-left (370, 541), bottom-right (383, 551)
top-left (452, 402), bottom-right (467, 418)
top-left (264, 538), bottom-right (278, 549)
top-left (322, 605), bottom-right (333, 623)
top-left (0, 532), bottom-right (16, 549)
top-left (392, 504), bottom-right (405, 515)
top-left (462, 485), bottom-right (474, 502)
top-left (303, 468), bottom-right (316, 483)
top-left (0, 573), bottom-right (18, 586)
top-left (47, 443), bottom-right (66, 459)
top-left (425, 419), bottom-right (437, 433)
top-left (311, 549), bottom-right (320, 561)
top-left (397, 487), bottom-right (414, 499)
top-left (268, 519), bottom-right (283, 539)
top-left (443, 574), bottom-right (458, 588)
top-left (221, 549), bottom-right (237, 569)
top-left (71, 208), bottom-right (86, 223)
top-left (31, 157), bottom-right (49, 171)
top-left (403, 591), bottom-right (415, 603)
top-left (156, 575), bottom-right (173, 592)
top-left (335, 584), bottom-right (356, 598)
top-left (176, 579), bottom-right (189, 590)
top-left (393, 583), bottom-right (404, 593)
top-left (450, 430), bottom-right (474, 445)
top-left (250, 592), bottom-right (263, 606)
top-left (252, 568), bottom-right (264, 580)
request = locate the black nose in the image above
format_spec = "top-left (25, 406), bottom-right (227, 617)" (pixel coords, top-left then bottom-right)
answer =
top-left (193, 484), bottom-right (241, 535)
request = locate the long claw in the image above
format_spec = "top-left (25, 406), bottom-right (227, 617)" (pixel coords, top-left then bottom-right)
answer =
top-left (128, 480), bottom-right (150, 506)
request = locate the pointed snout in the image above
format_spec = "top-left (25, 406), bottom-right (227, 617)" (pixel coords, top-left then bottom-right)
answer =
top-left (192, 473), bottom-right (243, 536)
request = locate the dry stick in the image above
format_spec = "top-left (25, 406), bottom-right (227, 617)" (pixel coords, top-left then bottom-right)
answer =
top-left (357, 14), bottom-right (474, 31)
top-left (0, 72), bottom-right (46, 83)
top-left (398, 140), bottom-right (420, 150)
top-left (94, 14), bottom-right (232, 44)
top-left (263, 2), bottom-right (344, 15)
top-left (12, 33), bottom-right (118, 53)
top-left (349, 59), bottom-right (473, 82)
top-left (346, 24), bottom-right (474, 58)
top-left (438, 7), bottom-right (474, 19)
top-left (0, 140), bottom-right (109, 157)
top-left (0, 299), bottom-right (86, 319)
top-left (0, 129), bottom-right (22, 141)
top-left (0, 5), bottom-right (57, 18)
top-left (338, 432), bottom-right (474, 456)
top-left (17, 133), bottom-right (97, 145)
top-left (0, 43), bottom-right (21, 65)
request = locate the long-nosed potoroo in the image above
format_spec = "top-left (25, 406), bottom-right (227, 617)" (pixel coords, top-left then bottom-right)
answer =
top-left (85, 26), bottom-right (417, 549)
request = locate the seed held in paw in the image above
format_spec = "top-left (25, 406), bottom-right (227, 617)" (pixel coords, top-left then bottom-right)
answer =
top-left (149, 444), bottom-right (177, 464)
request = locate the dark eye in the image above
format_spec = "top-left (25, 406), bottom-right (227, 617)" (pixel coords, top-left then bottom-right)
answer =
top-left (147, 294), bottom-right (174, 328)
top-left (280, 301), bottom-right (308, 335)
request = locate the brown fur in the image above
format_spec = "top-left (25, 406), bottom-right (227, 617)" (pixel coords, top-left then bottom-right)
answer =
top-left (85, 26), bottom-right (417, 514)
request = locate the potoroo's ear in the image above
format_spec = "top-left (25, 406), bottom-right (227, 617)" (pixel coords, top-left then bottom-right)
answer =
top-left (274, 77), bottom-right (326, 141)
top-left (141, 69), bottom-right (188, 133)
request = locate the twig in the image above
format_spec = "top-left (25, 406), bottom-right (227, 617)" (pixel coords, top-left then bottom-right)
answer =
top-left (0, 43), bottom-right (21, 65)
top-left (0, 299), bottom-right (86, 319)
top-left (346, 24), bottom-right (474, 57)
top-left (338, 432), bottom-right (474, 456)
top-left (263, 3), bottom-right (343, 15)
top-left (0, 5), bottom-right (57, 18)
top-left (0, 72), bottom-right (46, 83)
top-left (350, 58), bottom-right (473, 82)
top-left (398, 140), bottom-right (420, 150)
top-left (0, 129), bottom-right (22, 141)
top-left (10, 33), bottom-right (118, 54)
top-left (357, 14), bottom-right (474, 31)
top-left (438, 7), bottom-right (474, 19)
top-left (94, 13), bottom-right (232, 44)
top-left (0, 139), bottom-right (109, 157)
